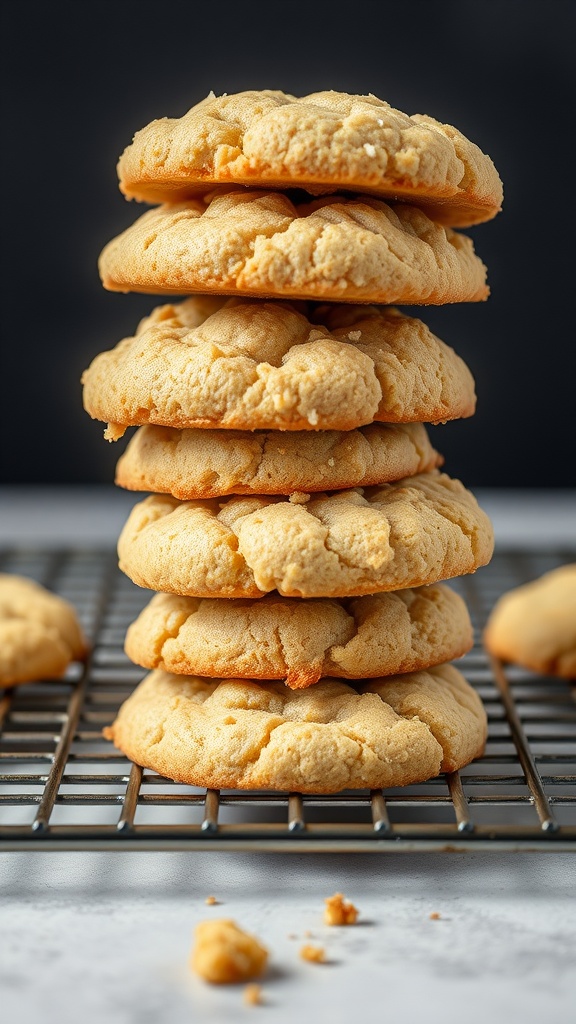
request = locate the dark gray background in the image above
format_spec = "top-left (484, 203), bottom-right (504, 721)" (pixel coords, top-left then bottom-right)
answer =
top-left (2, 0), bottom-right (575, 487)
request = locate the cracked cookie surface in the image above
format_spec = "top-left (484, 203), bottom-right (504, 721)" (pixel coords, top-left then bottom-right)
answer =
top-left (484, 564), bottom-right (576, 678)
top-left (98, 191), bottom-right (488, 304)
top-left (116, 471), bottom-right (494, 599)
top-left (117, 89), bottom-right (502, 227)
top-left (0, 574), bottom-right (87, 687)
top-left (125, 584), bottom-right (472, 687)
top-left (82, 298), bottom-right (476, 437)
top-left (115, 421), bottom-right (441, 499)
top-left (103, 665), bottom-right (487, 791)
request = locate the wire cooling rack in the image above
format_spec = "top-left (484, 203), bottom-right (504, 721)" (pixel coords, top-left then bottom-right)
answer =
top-left (0, 548), bottom-right (574, 852)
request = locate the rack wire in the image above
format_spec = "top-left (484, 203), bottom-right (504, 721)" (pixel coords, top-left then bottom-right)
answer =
top-left (0, 548), bottom-right (574, 851)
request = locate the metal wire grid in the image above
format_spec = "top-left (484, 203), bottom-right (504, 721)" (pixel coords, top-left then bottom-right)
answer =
top-left (0, 548), bottom-right (574, 851)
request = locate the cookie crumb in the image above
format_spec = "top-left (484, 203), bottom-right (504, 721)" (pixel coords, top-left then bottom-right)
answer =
top-left (191, 919), bottom-right (268, 984)
top-left (205, 895), bottom-right (218, 906)
top-left (103, 421), bottom-right (126, 442)
top-left (243, 983), bottom-right (263, 1006)
top-left (324, 892), bottom-right (359, 926)
top-left (347, 330), bottom-right (361, 341)
top-left (300, 944), bottom-right (326, 963)
top-left (429, 912), bottom-right (441, 920)
top-left (289, 491), bottom-right (310, 504)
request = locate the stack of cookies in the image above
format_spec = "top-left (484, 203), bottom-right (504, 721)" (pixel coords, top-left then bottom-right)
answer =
top-left (83, 90), bottom-right (501, 793)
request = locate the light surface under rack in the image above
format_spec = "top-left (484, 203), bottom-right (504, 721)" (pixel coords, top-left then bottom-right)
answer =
top-left (0, 548), bottom-right (575, 852)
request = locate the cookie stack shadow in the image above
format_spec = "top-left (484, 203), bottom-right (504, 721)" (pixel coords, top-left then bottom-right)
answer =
top-left (82, 90), bottom-right (502, 793)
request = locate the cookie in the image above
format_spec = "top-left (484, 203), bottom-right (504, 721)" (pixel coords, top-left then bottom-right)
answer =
top-left (0, 574), bottom-right (87, 687)
top-left (117, 89), bottom-right (502, 227)
top-left (484, 564), bottom-right (576, 678)
top-left (124, 584), bottom-right (473, 687)
top-left (103, 665), bottom-right (487, 791)
top-left (117, 471), bottom-right (494, 599)
top-left (82, 298), bottom-right (476, 438)
top-left (98, 191), bottom-right (488, 304)
top-left (115, 422), bottom-right (442, 499)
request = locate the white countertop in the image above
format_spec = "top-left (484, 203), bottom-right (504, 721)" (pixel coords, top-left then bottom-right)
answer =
top-left (1, 487), bottom-right (575, 1023)
top-left (2, 849), bottom-right (576, 1024)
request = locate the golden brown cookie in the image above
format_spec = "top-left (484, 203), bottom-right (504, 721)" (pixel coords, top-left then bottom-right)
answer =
top-left (103, 665), bottom-right (487, 791)
top-left (98, 191), bottom-right (488, 304)
top-left (117, 471), bottom-right (494, 599)
top-left (484, 564), bottom-right (576, 678)
top-left (0, 574), bottom-right (87, 687)
top-left (124, 584), bottom-right (472, 687)
top-left (115, 422), bottom-right (442, 499)
top-left (82, 298), bottom-right (476, 438)
top-left (117, 90), bottom-right (502, 227)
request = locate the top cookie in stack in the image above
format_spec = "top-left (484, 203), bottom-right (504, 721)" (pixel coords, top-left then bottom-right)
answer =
top-left (115, 90), bottom-right (502, 225)
top-left (87, 89), bottom-right (501, 793)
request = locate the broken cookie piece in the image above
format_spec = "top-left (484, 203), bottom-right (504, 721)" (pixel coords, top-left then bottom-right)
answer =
top-left (191, 919), bottom-right (268, 984)
top-left (300, 944), bottom-right (326, 963)
top-left (324, 893), bottom-right (359, 926)
top-left (243, 983), bottom-right (263, 1006)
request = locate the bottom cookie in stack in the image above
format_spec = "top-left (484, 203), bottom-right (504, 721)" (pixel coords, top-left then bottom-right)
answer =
top-left (103, 665), bottom-right (487, 793)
